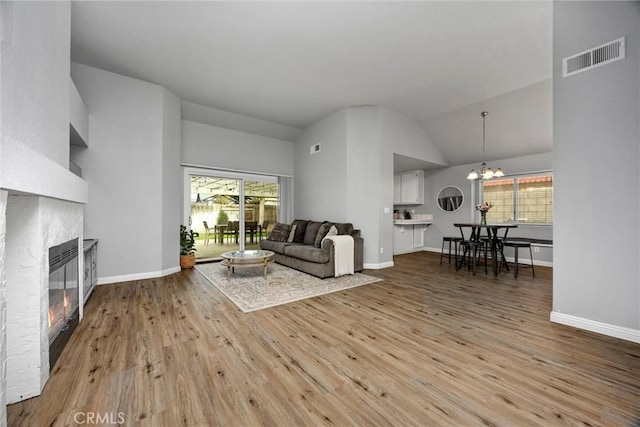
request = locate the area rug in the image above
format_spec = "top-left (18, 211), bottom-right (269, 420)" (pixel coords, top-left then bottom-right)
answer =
top-left (195, 262), bottom-right (381, 313)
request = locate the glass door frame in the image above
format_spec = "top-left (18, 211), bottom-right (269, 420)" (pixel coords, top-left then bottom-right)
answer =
top-left (183, 167), bottom-right (278, 254)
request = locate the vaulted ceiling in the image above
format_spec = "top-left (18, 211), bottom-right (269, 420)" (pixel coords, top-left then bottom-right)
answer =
top-left (70, 1), bottom-right (553, 166)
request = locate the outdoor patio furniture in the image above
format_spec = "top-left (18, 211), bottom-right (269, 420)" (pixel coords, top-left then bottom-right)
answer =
top-left (225, 221), bottom-right (239, 243)
top-left (202, 221), bottom-right (212, 245)
top-left (245, 221), bottom-right (259, 244)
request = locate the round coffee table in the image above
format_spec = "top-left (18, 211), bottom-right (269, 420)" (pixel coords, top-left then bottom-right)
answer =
top-left (220, 250), bottom-right (275, 280)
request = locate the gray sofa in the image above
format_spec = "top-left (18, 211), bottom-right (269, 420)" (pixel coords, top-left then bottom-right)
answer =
top-left (260, 219), bottom-right (364, 278)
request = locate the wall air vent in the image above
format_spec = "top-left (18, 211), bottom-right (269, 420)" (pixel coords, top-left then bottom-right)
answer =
top-left (563, 37), bottom-right (625, 78)
top-left (310, 143), bottom-right (321, 154)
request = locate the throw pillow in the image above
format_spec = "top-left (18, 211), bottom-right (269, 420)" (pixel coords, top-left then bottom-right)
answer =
top-left (314, 222), bottom-right (333, 248)
top-left (303, 221), bottom-right (323, 245)
top-left (267, 222), bottom-right (291, 242)
top-left (287, 224), bottom-right (298, 243)
top-left (321, 225), bottom-right (338, 243)
top-left (291, 219), bottom-right (309, 243)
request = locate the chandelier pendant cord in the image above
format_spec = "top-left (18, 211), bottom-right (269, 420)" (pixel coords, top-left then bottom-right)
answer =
top-left (482, 112), bottom-right (486, 162)
top-left (467, 111), bottom-right (503, 180)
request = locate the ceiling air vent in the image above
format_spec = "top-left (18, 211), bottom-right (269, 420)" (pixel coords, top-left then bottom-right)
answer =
top-left (563, 37), bottom-right (625, 78)
top-left (310, 143), bottom-right (321, 154)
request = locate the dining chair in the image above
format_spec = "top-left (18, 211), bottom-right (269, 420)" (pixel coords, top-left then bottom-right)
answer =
top-left (481, 227), bottom-right (510, 273)
top-left (456, 226), bottom-right (488, 275)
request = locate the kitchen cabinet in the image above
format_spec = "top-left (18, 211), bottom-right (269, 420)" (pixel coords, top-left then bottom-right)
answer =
top-left (393, 220), bottom-right (432, 254)
top-left (413, 226), bottom-right (424, 248)
top-left (393, 170), bottom-right (424, 205)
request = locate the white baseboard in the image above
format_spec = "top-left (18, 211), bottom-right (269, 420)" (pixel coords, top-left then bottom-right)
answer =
top-left (363, 261), bottom-right (394, 270)
top-left (420, 246), bottom-right (552, 267)
top-left (550, 311), bottom-right (640, 343)
top-left (423, 246), bottom-right (442, 253)
top-left (98, 265), bottom-right (181, 285)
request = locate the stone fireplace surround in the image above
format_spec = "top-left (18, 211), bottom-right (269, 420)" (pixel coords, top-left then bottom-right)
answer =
top-left (3, 194), bottom-right (83, 403)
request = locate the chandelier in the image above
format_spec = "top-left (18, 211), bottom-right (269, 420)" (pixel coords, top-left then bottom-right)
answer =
top-left (467, 111), bottom-right (504, 180)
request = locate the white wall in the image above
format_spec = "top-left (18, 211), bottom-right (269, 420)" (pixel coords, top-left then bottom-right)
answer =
top-left (378, 106), bottom-right (449, 267)
top-left (161, 89), bottom-right (182, 271)
top-left (182, 120), bottom-right (294, 177)
top-left (0, 190), bottom-right (7, 424)
top-left (0, 0), bottom-right (85, 204)
top-left (294, 109), bottom-right (348, 221)
top-left (0, 1), bottom-right (70, 168)
top-left (346, 107), bottom-right (384, 267)
top-left (70, 63), bottom-right (179, 283)
top-left (552, 1), bottom-right (639, 341)
top-left (181, 101), bottom-right (301, 142)
top-left (294, 105), bottom-right (448, 268)
top-left (70, 77), bottom-right (89, 146)
top-left (381, 107), bottom-right (449, 167)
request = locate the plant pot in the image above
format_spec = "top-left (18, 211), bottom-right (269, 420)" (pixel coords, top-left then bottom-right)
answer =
top-left (180, 253), bottom-right (196, 269)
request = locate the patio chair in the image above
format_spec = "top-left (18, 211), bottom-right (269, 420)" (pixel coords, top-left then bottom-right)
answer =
top-left (225, 221), bottom-right (239, 244)
top-left (259, 220), bottom-right (270, 241)
top-left (202, 221), bottom-right (212, 245)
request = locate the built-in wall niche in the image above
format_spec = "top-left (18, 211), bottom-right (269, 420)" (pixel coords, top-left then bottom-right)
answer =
top-left (437, 186), bottom-right (464, 212)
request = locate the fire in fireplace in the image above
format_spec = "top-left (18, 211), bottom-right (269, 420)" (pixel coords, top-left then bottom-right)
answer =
top-left (48, 238), bottom-right (80, 370)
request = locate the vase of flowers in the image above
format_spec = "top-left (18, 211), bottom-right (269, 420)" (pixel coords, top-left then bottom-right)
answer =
top-left (476, 202), bottom-right (493, 225)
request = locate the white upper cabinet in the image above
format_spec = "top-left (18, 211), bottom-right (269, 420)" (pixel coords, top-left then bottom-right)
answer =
top-left (393, 174), bottom-right (402, 204)
top-left (394, 170), bottom-right (424, 205)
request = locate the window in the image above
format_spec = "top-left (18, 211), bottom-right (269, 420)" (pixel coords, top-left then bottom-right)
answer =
top-left (482, 173), bottom-right (553, 224)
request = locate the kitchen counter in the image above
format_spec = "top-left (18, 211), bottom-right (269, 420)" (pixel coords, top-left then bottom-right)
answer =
top-left (393, 221), bottom-right (432, 254)
top-left (394, 220), bottom-right (433, 225)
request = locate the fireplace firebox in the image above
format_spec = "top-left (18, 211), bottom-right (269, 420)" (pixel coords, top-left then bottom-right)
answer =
top-left (48, 238), bottom-right (80, 370)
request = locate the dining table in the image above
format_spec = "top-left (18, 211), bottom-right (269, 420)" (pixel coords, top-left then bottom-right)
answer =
top-left (453, 223), bottom-right (518, 275)
top-left (213, 224), bottom-right (227, 244)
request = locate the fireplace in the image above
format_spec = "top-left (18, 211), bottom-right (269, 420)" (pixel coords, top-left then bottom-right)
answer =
top-left (4, 195), bottom-right (84, 403)
top-left (48, 239), bottom-right (80, 370)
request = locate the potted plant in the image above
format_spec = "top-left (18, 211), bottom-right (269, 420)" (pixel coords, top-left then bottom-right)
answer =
top-left (180, 225), bottom-right (199, 269)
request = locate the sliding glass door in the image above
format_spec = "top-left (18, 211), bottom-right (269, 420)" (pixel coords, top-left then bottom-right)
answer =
top-left (186, 169), bottom-right (279, 261)
top-left (244, 180), bottom-right (279, 250)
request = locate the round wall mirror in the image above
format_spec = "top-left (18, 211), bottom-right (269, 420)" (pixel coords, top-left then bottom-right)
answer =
top-left (437, 186), bottom-right (464, 212)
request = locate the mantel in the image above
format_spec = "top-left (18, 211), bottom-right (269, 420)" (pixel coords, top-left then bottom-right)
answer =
top-left (0, 136), bottom-right (87, 204)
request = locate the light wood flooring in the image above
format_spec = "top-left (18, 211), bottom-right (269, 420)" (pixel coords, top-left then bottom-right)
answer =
top-left (7, 252), bottom-right (640, 426)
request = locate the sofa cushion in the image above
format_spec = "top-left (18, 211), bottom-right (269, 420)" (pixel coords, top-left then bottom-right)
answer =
top-left (260, 239), bottom-right (292, 255)
top-left (291, 219), bottom-right (309, 243)
top-left (303, 221), bottom-right (323, 245)
top-left (267, 222), bottom-right (291, 242)
top-left (335, 223), bottom-right (354, 236)
top-left (314, 222), bottom-right (333, 248)
top-left (284, 244), bottom-right (330, 264)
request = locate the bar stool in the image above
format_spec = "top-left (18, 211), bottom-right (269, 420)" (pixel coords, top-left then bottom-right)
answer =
top-left (458, 239), bottom-right (488, 275)
top-left (502, 241), bottom-right (535, 278)
top-left (440, 236), bottom-right (463, 265)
